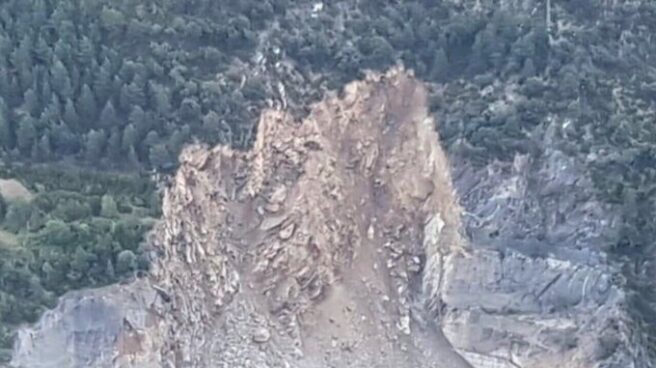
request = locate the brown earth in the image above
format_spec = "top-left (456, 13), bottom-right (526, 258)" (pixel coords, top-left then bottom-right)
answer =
top-left (144, 66), bottom-right (471, 367)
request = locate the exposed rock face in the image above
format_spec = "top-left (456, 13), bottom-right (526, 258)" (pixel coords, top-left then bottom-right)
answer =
top-left (10, 283), bottom-right (162, 368)
top-left (442, 147), bottom-right (650, 368)
top-left (10, 69), bottom-right (649, 368)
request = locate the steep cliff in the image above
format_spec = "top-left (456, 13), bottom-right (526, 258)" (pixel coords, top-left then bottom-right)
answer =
top-left (10, 69), bottom-right (649, 368)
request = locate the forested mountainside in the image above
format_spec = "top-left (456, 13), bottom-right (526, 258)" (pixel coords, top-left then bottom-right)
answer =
top-left (1, 0), bottom-right (656, 361)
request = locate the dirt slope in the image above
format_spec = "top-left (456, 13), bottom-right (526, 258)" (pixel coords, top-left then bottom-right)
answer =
top-left (145, 66), bottom-right (471, 367)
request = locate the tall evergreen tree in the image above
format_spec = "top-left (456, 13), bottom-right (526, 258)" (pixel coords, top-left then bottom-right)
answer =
top-left (13, 35), bottom-right (34, 91)
top-left (105, 259), bottom-right (115, 280)
top-left (0, 34), bottom-right (10, 59)
top-left (127, 106), bottom-right (145, 127)
top-left (77, 84), bottom-right (98, 127)
top-left (143, 130), bottom-right (160, 150)
top-left (179, 97), bottom-right (201, 122)
top-left (31, 0), bottom-right (48, 25)
top-left (149, 144), bottom-right (173, 169)
top-left (100, 7), bottom-right (127, 40)
top-left (22, 89), bottom-right (40, 117)
top-left (116, 250), bottom-right (137, 274)
top-left (33, 134), bottom-right (52, 161)
top-left (202, 111), bottom-right (221, 137)
top-left (121, 123), bottom-right (139, 152)
top-left (522, 58), bottom-right (536, 78)
top-left (125, 81), bottom-right (146, 107)
top-left (63, 98), bottom-right (80, 131)
top-left (168, 125), bottom-right (190, 155)
top-left (99, 101), bottom-right (118, 129)
top-left (150, 83), bottom-right (171, 116)
top-left (40, 95), bottom-right (62, 126)
top-left (84, 129), bottom-right (106, 162)
top-left (69, 246), bottom-right (92, 281)
top-left (94, 59), bottom-right (114, 103)
top-left (33, 36), bottom-right (50, 64)
top-left (126, 145), bottom-right (141, 168)
top-left (469, 31), bottom-right (490, 75)
top-left (0, 99), bottom-right (12, 149)
top-left (0, 193), bottom-right (7, 222)
top-left (16, 114), bottom-right (37, 154)
top-left (51, 59), bottom-right (73, 100)
top-left (40, 78), bottom-right (53, 108)
top-left (78, 36), bottom-right (96, 67)
top-left (118, 84), bottom-right (132, 112)
top-left (50, 122), bottom-right (80, 155)
top-left (6, 76), bottom-right (22, 107)
top-left (430, 49), bottom-right (449, 82)
top-left (53, 40), bottom-right (73, 67)
top-left (106, 128), bottom-right (122, 161)
top-left (100, 194), bottom-right (119, 218)
top-left (69, 65), bottom-right (82, 95)
top-left (0, 65), bottom-right (9, 98)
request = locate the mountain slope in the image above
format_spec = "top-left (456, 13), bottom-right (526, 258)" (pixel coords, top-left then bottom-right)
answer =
top-left (10, 69), bottom-right (649, 368)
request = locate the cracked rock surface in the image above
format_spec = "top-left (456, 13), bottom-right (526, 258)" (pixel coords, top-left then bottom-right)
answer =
top-left (10, 69), bottom-right (649, 368)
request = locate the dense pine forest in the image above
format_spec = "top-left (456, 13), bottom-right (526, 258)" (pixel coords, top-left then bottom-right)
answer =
top-left (2, 0), bottom-right (656, 359)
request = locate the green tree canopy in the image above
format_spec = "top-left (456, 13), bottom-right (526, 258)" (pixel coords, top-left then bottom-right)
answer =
top-left (116, 249), bottom-right (137, 274)
top-left (100, 194), bottom-right (119, 218)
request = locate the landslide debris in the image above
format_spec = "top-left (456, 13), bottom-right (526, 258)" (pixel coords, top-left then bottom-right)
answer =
top-left (12, 67), bottom-right (468, 368)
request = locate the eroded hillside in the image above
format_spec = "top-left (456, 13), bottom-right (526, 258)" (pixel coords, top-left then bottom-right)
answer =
top-left (10, 69), bottom-right (649, 368)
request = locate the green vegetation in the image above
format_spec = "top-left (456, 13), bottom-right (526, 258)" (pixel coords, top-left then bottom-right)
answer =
top-left (0, 164), bottom-right (157, 354)
top-left (0, 0), bottom-right (280, 168)
top-left (0, 0), bottom-right (655, 360)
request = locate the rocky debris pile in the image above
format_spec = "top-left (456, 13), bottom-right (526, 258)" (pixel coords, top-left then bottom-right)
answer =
top-left (10, 68), bottom-right (649, 368)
